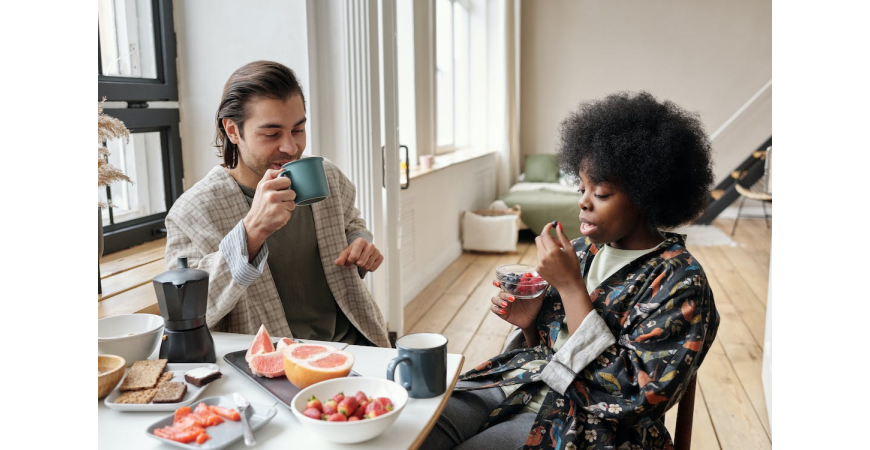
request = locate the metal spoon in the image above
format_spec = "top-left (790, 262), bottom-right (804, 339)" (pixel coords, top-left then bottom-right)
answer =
top-left (233, 393), bottom-right (256, 446)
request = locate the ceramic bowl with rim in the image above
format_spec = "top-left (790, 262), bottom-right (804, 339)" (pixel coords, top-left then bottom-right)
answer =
top-left (98, 354), bottom-right (126, 398)
top-left (495, 264), bottom-right (549, 299)
top-left (98, 314), bottom-right (164, 366)
top-left (290, 377), bottom-right (409, 444)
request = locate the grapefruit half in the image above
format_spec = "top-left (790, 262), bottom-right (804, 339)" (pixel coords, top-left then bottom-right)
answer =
top-left (283, 345), bottom-right (354, 388)
top-left (245, 324), bottom-right (275, 363)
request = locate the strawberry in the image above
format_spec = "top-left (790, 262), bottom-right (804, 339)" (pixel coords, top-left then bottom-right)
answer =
top-left (353, 399), bottom-right (368, 419)
top-left (303, 407), bottom-right (322, 420)
top-left (337, 396), bottom-right (359, 416)
top-left (364, 398), bottom-right (386, 418)
top-left (333, 392), bottom-right (345, 404)
top-left (366, 409), bottom-right (388, 419)
top-left (377, 397), bottom-right (394, 412)
top-left (306, 396), bottom-right (322, 412)
top-left (348, 416), bottom-right (361, 422)
top-left (327, 413), bottom-right (347, 422)
top-left (523, 272), bottom-right (534, 278)
top-left (354, 391), bottom-right (368, 403)
top-left (322, 399), bottom-right (338, 415)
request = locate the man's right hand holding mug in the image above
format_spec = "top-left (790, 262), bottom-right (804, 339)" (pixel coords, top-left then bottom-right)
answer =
top-left (242, 169), bottom-right (296, 261)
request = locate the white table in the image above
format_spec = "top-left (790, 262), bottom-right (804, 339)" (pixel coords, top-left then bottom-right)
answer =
top-left (98, 332), bottom-right (465, 449)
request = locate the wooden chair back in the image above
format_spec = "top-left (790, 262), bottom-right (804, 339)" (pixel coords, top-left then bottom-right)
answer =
top-left (673, 374), bottom-right (698, 450)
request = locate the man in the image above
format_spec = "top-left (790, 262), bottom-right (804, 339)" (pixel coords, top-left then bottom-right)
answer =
top-left (164, 60), bottom-right (390, 347)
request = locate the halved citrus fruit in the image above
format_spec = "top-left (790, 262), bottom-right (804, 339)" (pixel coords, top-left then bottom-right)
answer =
top-left (245, 324), bottom-right (275, 363)
top-left (249, 351), bottom-right (286, 378)
top-left (283, 345), bottom-right (354, 388)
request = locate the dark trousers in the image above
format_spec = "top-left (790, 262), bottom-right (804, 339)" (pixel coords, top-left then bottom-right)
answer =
top-left (419, 379), bottom-right (537, 450)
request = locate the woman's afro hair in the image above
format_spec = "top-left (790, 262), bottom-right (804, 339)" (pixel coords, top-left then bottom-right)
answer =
top-left (558, 91), bottom-right (714, 229)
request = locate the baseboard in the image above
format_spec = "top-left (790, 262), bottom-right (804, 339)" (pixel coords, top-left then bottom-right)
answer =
top-left (718, 203), bottom-right (773, 219)
top-left (401, 241), bottom-right (463, 306)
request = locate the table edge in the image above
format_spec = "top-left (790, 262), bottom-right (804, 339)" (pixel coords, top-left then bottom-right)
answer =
top-left (408, 354), bottom-right (465, 450)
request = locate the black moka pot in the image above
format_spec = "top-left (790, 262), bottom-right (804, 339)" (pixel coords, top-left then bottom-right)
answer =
top-left (153, 257), bottom-right (216, 363)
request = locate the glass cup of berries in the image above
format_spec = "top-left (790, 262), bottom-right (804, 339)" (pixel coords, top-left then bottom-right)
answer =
top-left (494, 264), bottom-right (549, 299)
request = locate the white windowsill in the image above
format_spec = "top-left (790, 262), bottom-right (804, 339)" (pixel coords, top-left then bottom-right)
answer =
top-left (405, 147), bottom-right (496, 182)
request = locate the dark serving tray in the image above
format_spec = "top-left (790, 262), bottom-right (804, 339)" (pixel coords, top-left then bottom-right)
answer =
top-left (223, 343), bottom-right (360, 411)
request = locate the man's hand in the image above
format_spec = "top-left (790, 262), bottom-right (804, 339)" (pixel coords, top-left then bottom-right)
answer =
top-left (242, 169), bottom-right (296, 261)
top-left (335, 238), bottom-right (384, 272)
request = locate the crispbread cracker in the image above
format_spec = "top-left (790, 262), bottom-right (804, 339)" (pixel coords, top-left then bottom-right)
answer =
top-left (114, 387), bottom-right (158, 404)
top-left (118, 359), bottom-right (168, 391)
top-left (152, 382), bottom-right (187, 403)
top-left (157, 372), bottom-right (174, 386)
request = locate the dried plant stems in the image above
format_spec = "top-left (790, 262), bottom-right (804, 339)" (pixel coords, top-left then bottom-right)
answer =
top-left (98, 100), bottom-right (132, 206)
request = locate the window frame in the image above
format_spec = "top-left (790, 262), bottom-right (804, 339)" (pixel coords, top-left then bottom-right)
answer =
top-left (435, 0), bottom-right (471, 155)
top-left (100, 108), bottom-right (183, 254)
top-left (99, 0), bottom-right (183, 253)
top-left (98, 0), bottom-right (178, 102)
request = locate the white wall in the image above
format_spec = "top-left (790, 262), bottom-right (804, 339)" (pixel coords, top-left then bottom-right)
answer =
top-left (519, 0), bottom-right (772, 183)
top-left (399, 153), bottom-right (498, 305)
top-left (172, 0), bottom-right (310, 189)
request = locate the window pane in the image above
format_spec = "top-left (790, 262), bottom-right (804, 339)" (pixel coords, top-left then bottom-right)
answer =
top-left (453, 1), bottom-right (469, 147)
top-left (436, 0), bottom-right (454, 147)
top-left (100, 131), bottom-right (166, 225)
top-left (99, 0), bottom-right (158, 79)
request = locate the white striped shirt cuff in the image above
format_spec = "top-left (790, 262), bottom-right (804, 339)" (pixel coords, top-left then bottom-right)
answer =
top-left (541, 310), bottom-right (616, 395)
top-left (220, 220), bottom-right (269, 286)
top-left (347, 230), bottom-right (373, 245)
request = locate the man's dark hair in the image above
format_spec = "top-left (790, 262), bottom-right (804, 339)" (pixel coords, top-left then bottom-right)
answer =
top-left (558, 91), bottom-right (714, 229)
top-left (214, 60), bottom-right (306, 168)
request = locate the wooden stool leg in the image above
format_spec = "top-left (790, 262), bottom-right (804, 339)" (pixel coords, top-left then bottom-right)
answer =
top-left (674, 376), bottom-right (697, 450)
top-left (731, 196), bottom-right (747, 236)
top-left (762, 200), bottom-right (771, 229)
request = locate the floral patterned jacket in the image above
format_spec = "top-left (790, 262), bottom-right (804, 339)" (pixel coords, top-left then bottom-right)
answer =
top-left (457, 232), bottom-right (719, 449)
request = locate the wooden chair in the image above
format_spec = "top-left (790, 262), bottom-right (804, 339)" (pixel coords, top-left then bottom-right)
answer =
top-left (673, 374), bottom-right (698, 450)
top-left (731, 146), bottom-right (773, 236)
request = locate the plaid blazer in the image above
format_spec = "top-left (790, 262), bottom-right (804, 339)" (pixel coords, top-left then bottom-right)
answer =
top-left (164, 160), bottom-right (390, 347)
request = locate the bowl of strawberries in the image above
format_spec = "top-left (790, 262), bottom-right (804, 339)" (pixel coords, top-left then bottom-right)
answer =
top-left (495, 264), bottom-right (549, 299)
top-left (290, 377), bottom-right (408, 444)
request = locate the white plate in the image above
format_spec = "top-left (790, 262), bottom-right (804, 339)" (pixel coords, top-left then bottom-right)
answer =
top-left (104, 363), bottom-right (221, 412)
top-left (145, 395), bottom-right (277, 450)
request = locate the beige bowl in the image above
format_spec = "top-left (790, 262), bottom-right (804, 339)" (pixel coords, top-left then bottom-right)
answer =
top-left (98, 355), bottom-right (126, 398)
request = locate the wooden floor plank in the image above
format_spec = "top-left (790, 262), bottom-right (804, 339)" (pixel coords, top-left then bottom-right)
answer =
top-left (408, 294), bottom-right (470, 335)
top-left (689, 245), bottom-right (767, 349)
top-left (697, 341), bottom-right (770, 449)
top-left (717, 245), bottom-right (770, 306)
top-left (98, 260), bottom-right (167, 301)
top-left (404, 253), bottom-right (479, 332)
top-left (702, 245), bottom-right (767, 309)
top-left (702, 295), bottom-right (771, 437)
top-left (98, 284), bottom-right (158, 318)
top-left (100, 238), bottom-right (166, 278)
top-left (665, 380), bottom-right (721, 450)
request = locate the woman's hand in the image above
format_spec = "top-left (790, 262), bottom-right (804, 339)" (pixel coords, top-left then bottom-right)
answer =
top-left (535, 222), bottom-right (586, 294)
top-left (490, 289), bottom-right (544, 331)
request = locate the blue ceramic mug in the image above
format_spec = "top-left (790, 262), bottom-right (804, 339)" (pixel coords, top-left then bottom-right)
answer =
top-left (279, 156), bottom-right (331, 206)
top-left (387, 333), bottom-right (448, 399)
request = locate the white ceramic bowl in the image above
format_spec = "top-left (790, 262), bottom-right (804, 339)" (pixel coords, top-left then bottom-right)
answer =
top-left (98, 314), bottom-right (164, 366)
top-left (291, 377), bottom-right (409, 444)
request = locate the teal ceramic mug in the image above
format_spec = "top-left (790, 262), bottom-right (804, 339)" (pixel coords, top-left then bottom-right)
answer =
top-left (279, 156), bottom-right (331, 206)
top-left (386, 333), bottom-right (448, 399)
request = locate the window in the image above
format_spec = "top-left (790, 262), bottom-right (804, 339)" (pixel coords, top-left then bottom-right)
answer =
top-left (435, 0), bottom-right (470, 153)
top-left (99, 0), bottom-right (183, 253)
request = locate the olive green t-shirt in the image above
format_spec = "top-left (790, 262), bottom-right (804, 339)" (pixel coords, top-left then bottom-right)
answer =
top-left (238, 183), bottom-right (367, 346)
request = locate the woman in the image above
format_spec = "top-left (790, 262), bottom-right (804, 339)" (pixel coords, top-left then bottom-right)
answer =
top-left (422, 91), bottom-right (720, 450)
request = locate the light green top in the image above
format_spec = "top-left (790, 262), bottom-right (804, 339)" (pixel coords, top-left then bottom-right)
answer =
top-left (500, 242), bottom-right (662, 413)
